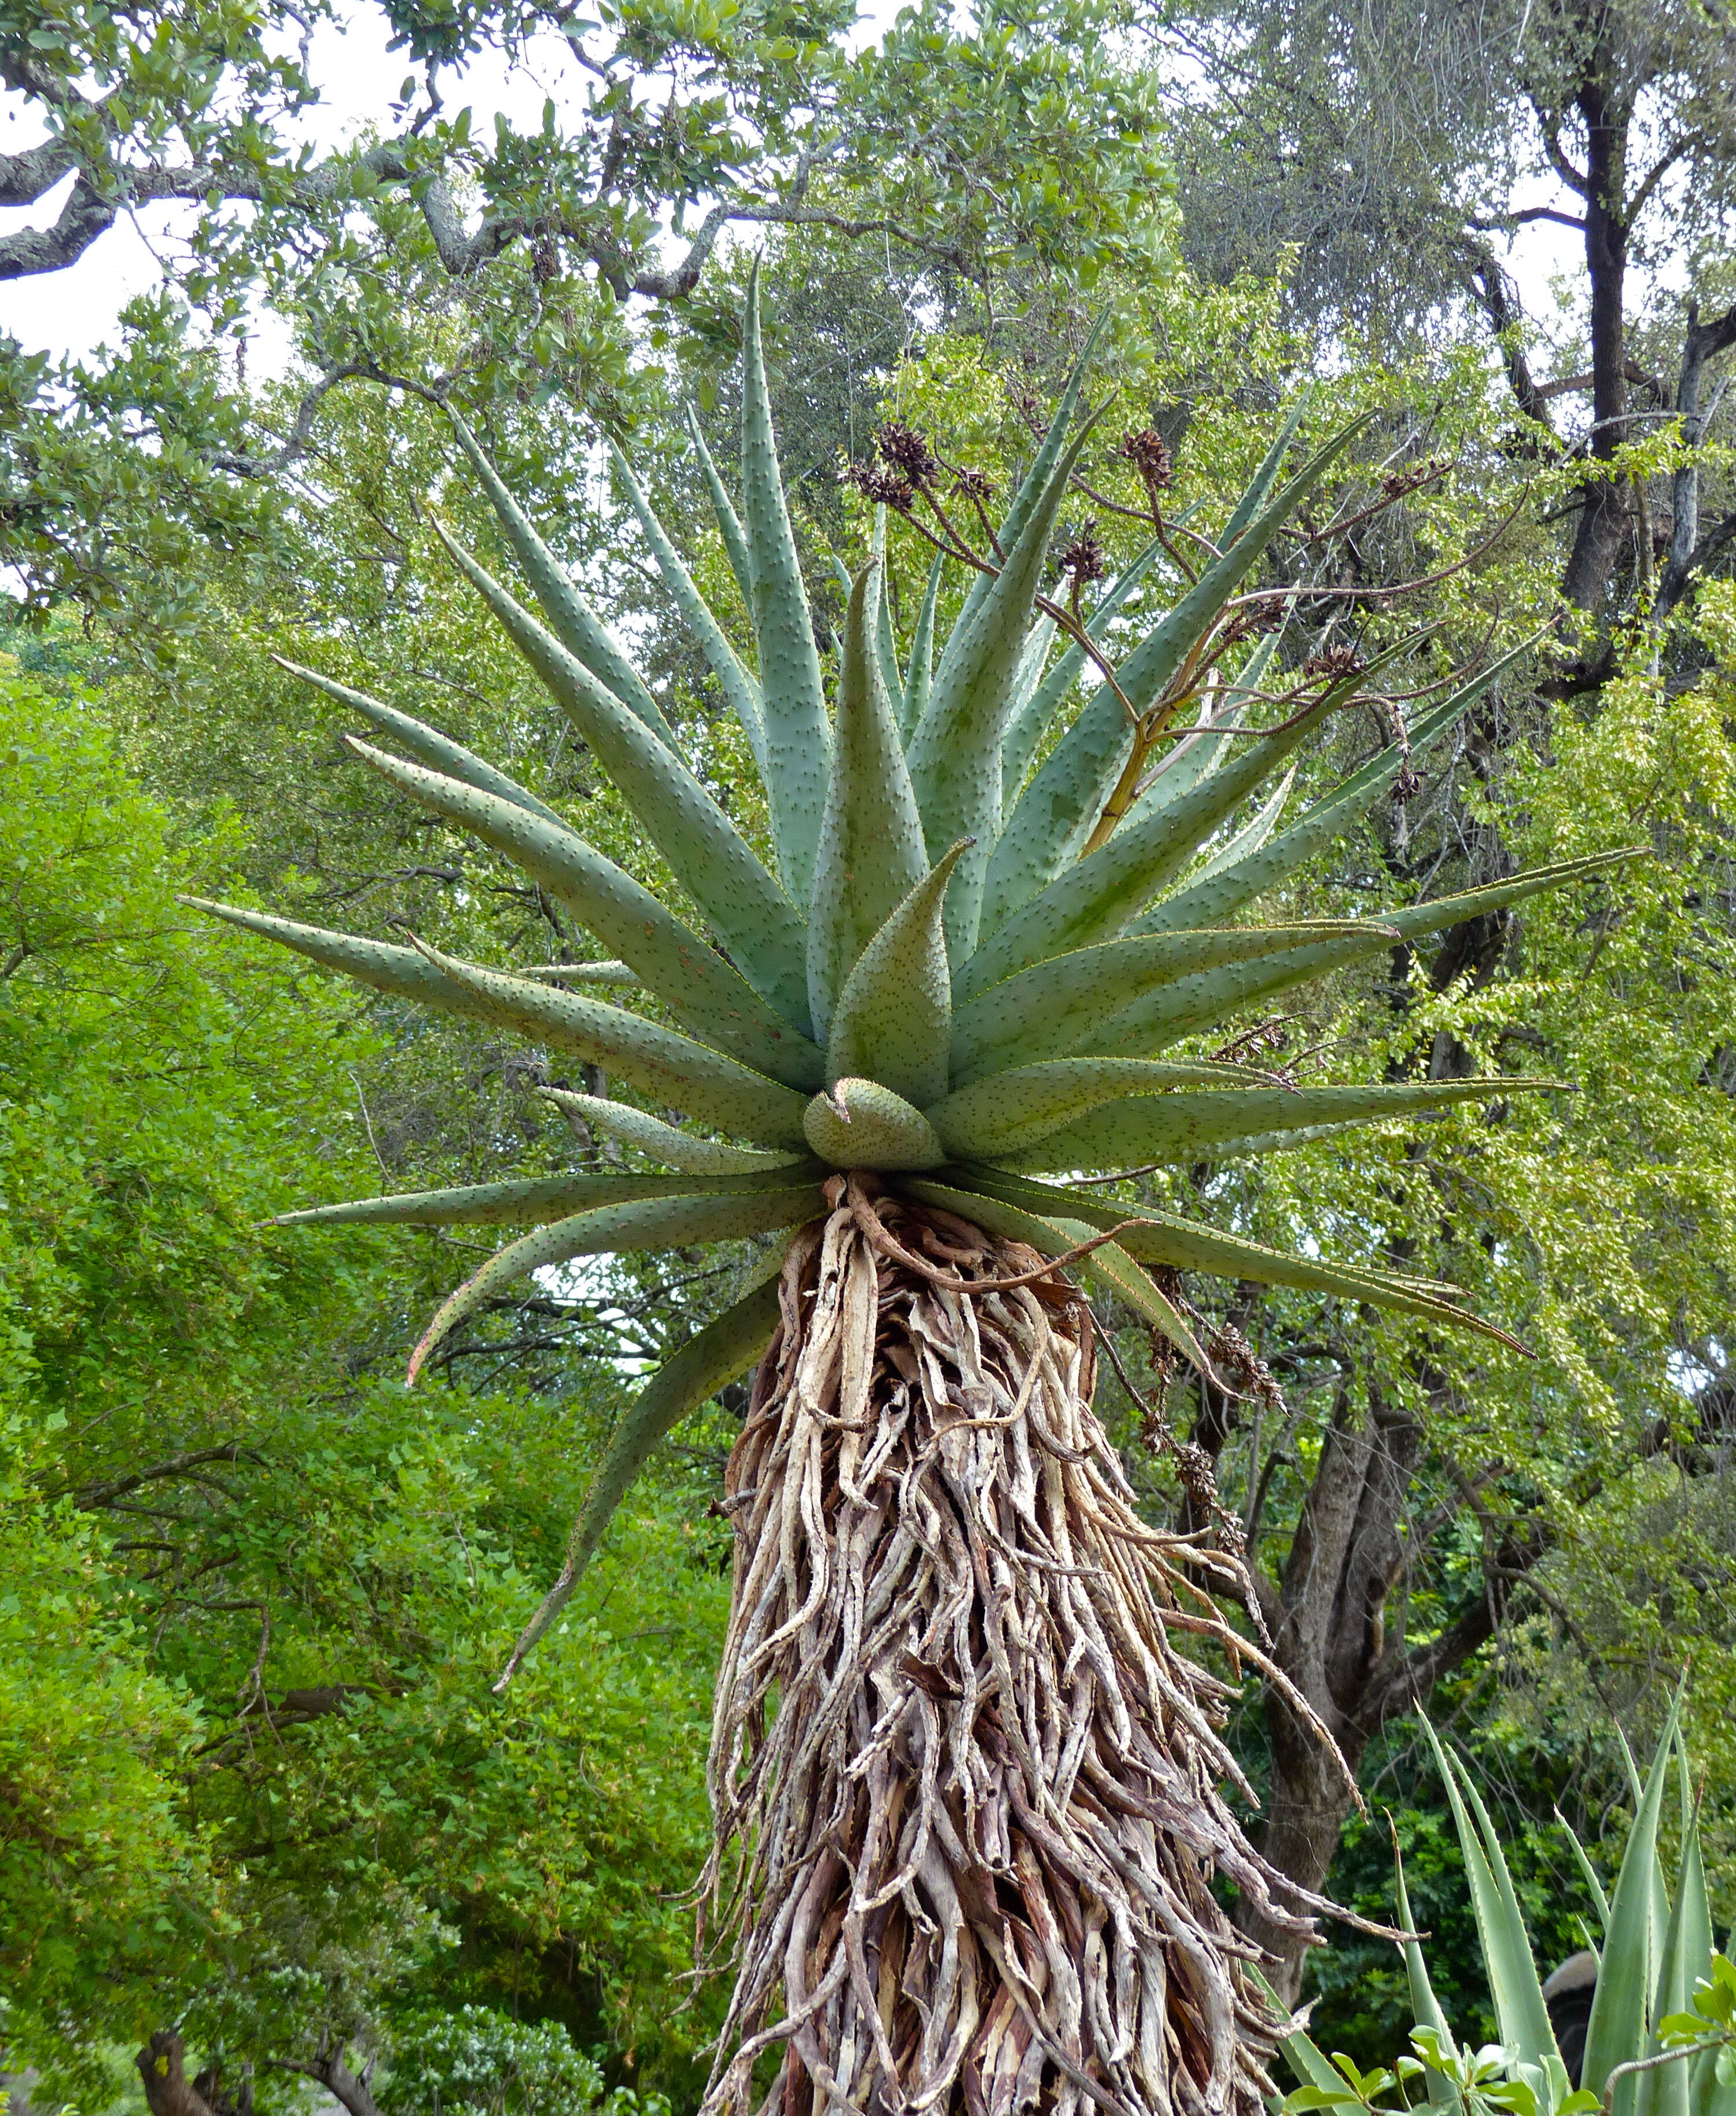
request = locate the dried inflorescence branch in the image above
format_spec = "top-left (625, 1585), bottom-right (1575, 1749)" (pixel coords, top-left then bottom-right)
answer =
top-left (699, 1187), bottom-right (1346, 2116)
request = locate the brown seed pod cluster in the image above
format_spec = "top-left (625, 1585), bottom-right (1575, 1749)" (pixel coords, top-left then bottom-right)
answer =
top-left (700, 1187), bottom-right (1337, 2116)
top-left (1120, 428), bottom-right (1175, 505)
top-left (1061, 519), bottom-right (1109, 587)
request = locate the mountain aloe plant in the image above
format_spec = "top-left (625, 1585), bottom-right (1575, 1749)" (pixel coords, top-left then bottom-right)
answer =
top-left (188, 274), bottom-right (1626, 2116)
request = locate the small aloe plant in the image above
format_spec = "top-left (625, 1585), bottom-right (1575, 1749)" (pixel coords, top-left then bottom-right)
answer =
top-left (1277, 1702), bottom-right (1736, 2116)
top-left (184, 270), bottom-right (1630, 2116)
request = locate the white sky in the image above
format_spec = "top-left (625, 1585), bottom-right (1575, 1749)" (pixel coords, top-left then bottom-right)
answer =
top-left (0, 2), bottom-right (1589, 376)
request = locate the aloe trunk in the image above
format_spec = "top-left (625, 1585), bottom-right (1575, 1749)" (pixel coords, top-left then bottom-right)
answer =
top-left (189, 267), bottom-right (1625, 2115)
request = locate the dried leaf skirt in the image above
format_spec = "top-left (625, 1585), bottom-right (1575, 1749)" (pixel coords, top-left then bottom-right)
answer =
top-left (701, 1189), bottom-right (1315, 2116)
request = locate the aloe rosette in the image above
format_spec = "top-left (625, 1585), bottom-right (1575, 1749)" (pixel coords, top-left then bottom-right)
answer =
top-left (189, 276), bottom-right (1623, 2116)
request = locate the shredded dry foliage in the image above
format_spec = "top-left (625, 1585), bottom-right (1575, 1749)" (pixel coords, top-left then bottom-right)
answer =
top-left (700, 1180), bottom-right (1334, 2116)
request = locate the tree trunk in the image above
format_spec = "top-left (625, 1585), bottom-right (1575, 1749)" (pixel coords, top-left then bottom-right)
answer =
top-left (700, 1180), bottom-right (1330, 2116)
top-left (1561, 71), bottom-right (1632, 619)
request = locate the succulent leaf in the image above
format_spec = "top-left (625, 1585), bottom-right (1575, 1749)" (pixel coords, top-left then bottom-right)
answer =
top-left (273, 657), bottom-right (569, 829)
top-left (907, 419), bottom-right (1099, 963)
top-left (803, 1078), bottom-right (947, 1170)
top-left (344, 735), bottom-right (823, 1088)
top-left (406, 1184), bottom-right (823, 1383)
top-left (1392, 1845), bottom-right (1462, 2108)
top-left (983, 417), bottom-right (1373, 934)
top-left (742, 263), bottom-right (833, 903)
top-left (685, 400), bottom-right (756, 611)
top-left (927, 1057), bottom-right (1266, 1159)
top-left (1050, 1215), bottom-right (1215, 1372)
top-left (272, 1172), bottom-right (708, 1227)
top-left (806, 560), bottom-right (929, 1040)
top-left (1002, 1079), bottom-right (1564, 1176)
top-left (493, 1257), bottom-right (787, 1687)
top-left (406, 937), bottom-right (813, 1145)
top-left (431, 519), bottom-right (813, 1029)
top-left (1117, 630), bottom-right (1282, 833)
top-left (185, 896), bottom-right (506, 1012)
top-left (608, 440), bottom-right (768, 781)
top-left (448, 413), bottom-right (680, 750)
top-left (994, 614), bottom-right (1058, 809)
top-left (950, 922), bottom-right (1387, 1083)
top-left (539, 1090), bottom-right (810, 1174)
top-left (901, 545), bottom-right (944, 740)
top-left (826, 840), bottom-right (970, 1106)
top-left (871, 508), bottom-right (904, 724)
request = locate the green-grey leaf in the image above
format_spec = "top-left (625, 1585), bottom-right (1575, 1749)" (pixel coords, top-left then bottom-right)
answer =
top-left (1393, 1843), bottom-right (1461, 2111)
top-left (407, 936), bottom-right (812, 1146)
top-left (492, 1256), bottom-right (785, 1690)
top-left (873, 507), bottom-right (904, 724)
top-left (685, 400), bottom-right (755, 611)
top-left (902, 544), bottom-right (944, 741)
top-left (981, 415), bottom-right (1373, 937)
top-left (907, 415), bottom-right (1099, 963)
top-left (994, 614), bottom-right (1058, 809)
top-left (431, 520), bottom-right (812, 1031)
top-left (1555, 1809), bottom-right (1612, 1932)
top-left (826, 840), bottom-right (970, 1107)
top-left (608, 439), bottom-right (767, 782)
top-left (928, 1057), bottom-right (1270, 1159)
top-left (1049, 1215), bottom-right (1213, 1371)
top-left (448, 414), bottom-right (679, 750)
top-left (741, 262), bottom-right (832, 904)
top-left (539, 1090), bottom-right (810, 1175)
top-left (996, 1077), bottom-right (1557, 1174)
top-left (407, 1186), bottom-right (819, 1383)
top-left (806, 560), bottom-right (929, 1041)
top-left (344, 735), bottom-right (823, 1089)
top-left (271, 657), bottom-right (569, 830)
top-left (951, 922), bottom-right (1386, 1084)
top-left (272, 1172), bottom-right (713, 1227)
top-left (803, 1078), bottom-right (947, 1170)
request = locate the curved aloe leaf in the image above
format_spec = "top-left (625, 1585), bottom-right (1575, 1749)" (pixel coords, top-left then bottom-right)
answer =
top-left (1185, 765), bottom-right (1296, 888)
top-left (492, 1256), bottom-right (784, 1690)
top-left (826, 840), bottom-right (970, 1107)
top-left (448, 413), bottom-right (679, 750)
top-left (994, 614), bottom-right (1058, 808)
top-left (983, 415), bottom-right (1373, 935)
top-left (685, 400), bottom-right (756, 612)
top-left (345, 736), bottom-right (823, 1089)
top-left (431, 520), bottom-right (812, 1030)
top-left (994, 1077), bottom-right (1557, 1173)
top-left (741, 263), bottom-right (832, 904)
top-left (806, 561), bottom-right (928, 1040)
top-left (1137, 642), bottom-right (1533, 935)
top-left (271, 658), bottom-right (569, 830)
top-left (407, 1184), bottom-right (819, 1383)
top-left (273, 1172), bottom-right (705, 1227)
top-left (1641, 1816), bottom-right (1709, 2116)
top-left (928, 1057), bottom-right (1264, 1159)
top-left (185, 896), bottom-right (507, 1011)
top-left (950, 921), bottom-right (1385, 1084)
top-left (1001, 539), bottom-right (1161, 809)
top-left (907, 416), bottom-right (1099, 963)
top-left (608, 440), bottom-right (767, 781)
top-left (1393, 1845), bottom-right (1461, 2112)
top-left (539, 1090), bottom-right (810, 1174)
top-left (957, 1168), bottom-right (1527, 1345)
top-left (407, 939), bottom-right (812, 1146)
top-left (872, 507), bottom-right (904, 725)
top-left (1555, 1808), bottom-right (1613, 1932)
top-left (1050, 1215), bottom-right (1213, 1372)
top-left (803, 1078), bottom-right (947, 1169)
top-left (1418, 1714), bottom-right (1562, 2066)
top-left (902, 544), bottom-right (944, 740)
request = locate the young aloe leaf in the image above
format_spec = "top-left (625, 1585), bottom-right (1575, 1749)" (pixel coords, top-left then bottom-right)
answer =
top-left (430, 519), bottom-right (812, 1030)
top-left (928, 1056), bottom-right (1289, 1159)
top-left (991, 1077), bottom-right (1560, 1174)
top-left (608, 440), bottom-right (768, 781)
top-left (447, 413), bottom-right (679, 750)
top-left (902, 544), bottom-right (945, 741)
top-left (1416, 1716), bottom-right (1560, 2067)
top-left (1393, 1843), bottom-right (1461, 2104)
top-left (493, 1256), bottom-right (786, 1689)
top-left (1639, 1810), bottom-right (1710, 2116)
top-left (272, 1171), bottom-right (720, 1228)
top-left (538, 1091), bottom-right (810, 1175)
top-left (958, 1169), bottom-right (1527, 1345)
top-left (406, 1185), bottom-right (820, 1385)
top-left (827, 840), bottom-right (970, 1108)
top-left (950, 922), bottom-right (1385, 1084)
top-left (981, 415), bottom-right (1374, 936)
top-left (1136, 641), bottom-right (1534, 935)
top-left (871, 507), bottom-right (906, 724)
top-left (1555, 1809), bottom-right (1612, 1932)
top-left (907, 418), bottom-right (1100, 965)
top-left (741, 262), bottom-right (833, 904)
top-left (803, 1078), bottom-right (948, 1170)
top-left (1583, 1701), bottom-right (1685, 2115)
top-left (1185, 765), bottom-right (1296, 886)
top-left (271, 657), bottom-right (569, 830)
top-left (806, 560), bottom-right (929, 1040)
top-left (407, 937), bottom-right (813, 1146)
top-left (685, 400), bottom-right (756, 610)
top-left (344, 735), bottom-right (823, 1089)
top-left (1673, 1732), bottom-right (1713, 1997)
